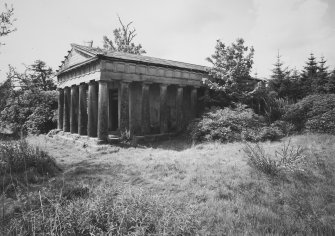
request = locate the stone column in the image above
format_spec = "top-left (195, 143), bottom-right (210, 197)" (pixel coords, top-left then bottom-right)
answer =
top-left (160, 84), bottom-right (168, 133)
top-left (58, 88), bottom-right (64, 130)
top-left (119, 81), bottom-right (130, 132)
top-left (190, 87), bottom-right (198, 119)
top-left (70, 85), bottom-right (79, 133)
top-left (63, 87), bottom-right (71, 132)
top-left (141, 82), bottom-right (151, 135)
top-left (88, 81), bottom-right (98, 137)
top-left (176, 86), bottom-right (184, 132)
top-left (78, 83), bottom-right (88, 135)
top-left (98, 81), bottom-right (109, 142)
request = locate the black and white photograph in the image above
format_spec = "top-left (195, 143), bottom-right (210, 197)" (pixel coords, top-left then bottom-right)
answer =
top-left (1, 0), bottom-right (335, 235)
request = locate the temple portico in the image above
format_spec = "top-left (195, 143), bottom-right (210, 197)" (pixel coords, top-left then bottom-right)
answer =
top-left (56, 44), bottom-right (207, 143)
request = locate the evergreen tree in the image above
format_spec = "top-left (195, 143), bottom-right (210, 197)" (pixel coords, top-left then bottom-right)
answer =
top-left (301, 53), bottom-right (318, 96)
top-left (326, 68), bottom-right (335, 94)
top-left (313, 56), bottom-right (329, 94)
top-left (268, 52), bottom-right (291, 98)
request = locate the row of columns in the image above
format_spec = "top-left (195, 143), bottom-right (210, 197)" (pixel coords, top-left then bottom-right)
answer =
top-left (58, 81), bottom-right (198, 142)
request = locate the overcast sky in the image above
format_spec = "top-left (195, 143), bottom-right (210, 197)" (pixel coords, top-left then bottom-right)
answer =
top-left (0, 0), bottom-right (334, 82)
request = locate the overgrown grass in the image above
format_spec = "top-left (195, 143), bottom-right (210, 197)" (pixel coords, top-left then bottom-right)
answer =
top-left (2, 134), bottom-right (335, 235)
top-left (243, 139), bottom-right (335, 234)
top-left (0, 139), bottom-right (61, 195)
top-left (4, 182), bottom-right (200, 235)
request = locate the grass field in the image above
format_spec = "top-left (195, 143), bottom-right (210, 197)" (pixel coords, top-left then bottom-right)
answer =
top-left (1, 133), bottom-right (335, 235)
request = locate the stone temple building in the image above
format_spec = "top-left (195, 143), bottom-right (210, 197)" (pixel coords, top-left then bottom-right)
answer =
top-left (56, 43), bottom-right (208, 143)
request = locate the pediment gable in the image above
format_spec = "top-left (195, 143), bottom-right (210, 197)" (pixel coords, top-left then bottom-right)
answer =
top-left (58, 46), bottom-right (95, 72)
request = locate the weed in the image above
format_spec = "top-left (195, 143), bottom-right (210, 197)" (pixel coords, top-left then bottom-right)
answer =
top-left (244, 139), bottom-right (305, 177)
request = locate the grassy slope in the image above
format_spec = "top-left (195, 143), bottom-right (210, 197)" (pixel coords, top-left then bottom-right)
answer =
top-left (3, 134), bottom-right (335, 235)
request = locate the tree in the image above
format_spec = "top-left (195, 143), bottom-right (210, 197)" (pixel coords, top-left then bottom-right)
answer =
top-left (27, 60), bottom-right (56, 91)
top-left (203, 38), bottom-right (255, 105)
top-left (300, 53), bottom-right (318, 96)
top-left (0, 3), bottom-right (16, 46)
top-left (326, 68), bottom-right (335, 94)
top-left (0, 61), bottom-right (57, 134)
top-left (313, 56), bottom-right (329, 94)
top-left (268, 52), bottom-right (291, 98)
top-left (103, 16), bottom-right (146, 55)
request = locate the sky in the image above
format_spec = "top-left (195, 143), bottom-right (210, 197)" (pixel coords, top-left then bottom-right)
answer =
top-left (0, 0), bottom-right (334, 82)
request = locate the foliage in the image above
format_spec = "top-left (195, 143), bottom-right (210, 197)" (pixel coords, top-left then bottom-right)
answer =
top-left (188, 104), bottom-right (266, 143)
top-left (204, 38), bottom-right (255, 104)
top-left (0, 3), bottom-right (16, 46)
top-left (283, 94), bottom-right (335, 133)
top-left (103, 16), bottom-right (146, 55)
top-left (0, 78), bottom-right (13, 111)
top-left (0, 62), bottom-right (57, 134)
top-left (0, 139), bottom-right (60, 194)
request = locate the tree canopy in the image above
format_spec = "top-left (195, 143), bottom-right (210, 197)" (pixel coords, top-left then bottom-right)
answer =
top-left (0, 3), bottom-right (16, 46)
top-left (103, 16), bottom-right (146, 55)
top-left (0, 61), bottom-right (57, 134)
top-left (203, 38), bottom-right (255, 105)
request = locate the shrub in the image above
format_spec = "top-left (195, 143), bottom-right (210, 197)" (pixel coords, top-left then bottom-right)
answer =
top-left (284, 94), bottom-right (335, 133)
top-left (25, 105), bottom-right (56, 134)
top-left (189, 104), bottom-right (266, 143)
top-left (0, 90), bottom-right (57, 135)
top-left (305, 109), bottom-right (335, 134)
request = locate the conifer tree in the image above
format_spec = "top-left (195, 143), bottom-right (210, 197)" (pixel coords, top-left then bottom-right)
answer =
top-left (313, 56), bottom-right (329, 94)
top-left (326, 68), bottom-right (335, 94)
top-left (268, 52), bottom-right (290, 98)
top-left (301, 53), bottom-right (318, 96)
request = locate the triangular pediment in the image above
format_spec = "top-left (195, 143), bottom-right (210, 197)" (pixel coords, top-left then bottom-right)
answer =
top-left (58, 45), bottom-right (96, 72)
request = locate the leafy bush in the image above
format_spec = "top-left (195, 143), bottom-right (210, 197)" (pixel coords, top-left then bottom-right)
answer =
top-left (189, 104), bottom-right (286, 143)
top-left (25, 105), bottom-right (56, 134)
top-left (0, 89), bottom-right (57, 135)
top-left (305, 109), bottom-right (335, 134)
top-left (189, 104), bottom-right (265, 143)
top-left (284, 94), bottom-right (335, 133)
top-left (0, 140), bottom-right (60, 194)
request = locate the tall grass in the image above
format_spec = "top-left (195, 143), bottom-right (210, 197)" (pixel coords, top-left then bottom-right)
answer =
top-left (5, 183), bottom-right (201, 235)
top-left (243, 139), bottom-right (335, 234)
top-left (0, 139), bottom-right (60, 195)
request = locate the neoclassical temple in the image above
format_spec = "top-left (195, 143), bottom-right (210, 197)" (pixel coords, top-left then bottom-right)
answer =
top-left (57, 44), bottom-right (208, 142)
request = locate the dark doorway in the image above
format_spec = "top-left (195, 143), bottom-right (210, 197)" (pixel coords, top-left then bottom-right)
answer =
top-left (109, 89), bottom-right (118, 131)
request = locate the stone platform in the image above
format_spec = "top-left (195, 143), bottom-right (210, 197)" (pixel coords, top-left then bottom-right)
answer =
top-left (48, 129), bottom-right (177, 147)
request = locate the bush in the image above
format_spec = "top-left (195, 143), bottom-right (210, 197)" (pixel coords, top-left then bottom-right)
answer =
top-left (189, 104), bottom-right (287, 143)
top-left (188, 104), bottom-right (265, 143)
top-left (0, 90), bottom-right (57, 135)
top-left (284, 94), bottom-right (335, 133)
top-left (25, 105), bottom-right (56, 134)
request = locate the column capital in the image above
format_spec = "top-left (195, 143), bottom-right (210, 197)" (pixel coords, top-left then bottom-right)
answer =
top-left (159, 83), bottom-right (168, 88)
top-left (121, 80), bottom-right (132, 84)
top-left (142, 81), bottom-right (153, 85)
top-left (89, 80), bottom-right (97, 85)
